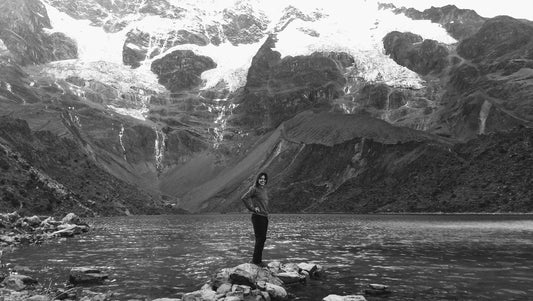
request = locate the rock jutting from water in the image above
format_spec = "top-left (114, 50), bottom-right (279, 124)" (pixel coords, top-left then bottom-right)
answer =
top-left (0, 212), bottom-right (105, 301)
top-left (0, 212), bottom-right (89, 249)
top-left (158, 261), bottom-right (367, 301)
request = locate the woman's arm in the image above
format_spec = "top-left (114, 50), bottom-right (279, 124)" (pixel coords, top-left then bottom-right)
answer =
top-left (241, 186), bottom-right (257, 212)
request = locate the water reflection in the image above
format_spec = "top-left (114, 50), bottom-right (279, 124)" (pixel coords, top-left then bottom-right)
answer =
top-left (4, 214), bottom-right (533, 300)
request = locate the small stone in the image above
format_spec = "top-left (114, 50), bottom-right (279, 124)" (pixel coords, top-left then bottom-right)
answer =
top-left (182, 291), bottom-right (204, 301)
top-left (13, 265), bottom-right (34, 273)
top-left (225, 291), bottom-right (244, 300)
top-left (260, 291), bottom-right (271, 301)
top-left (300, 270), bottom-right (311, 283)
top-left (51, 224), bottom-right (87, 238)
top-left (322, 295), bottom-right (367, 301)
top-left (267, 261), bottom-right (281, 273)
top-left (276, 272), bottom-right (304, 285)
top-left (232, 284), bottom-right (251, 295)
top-left (2, 277), bottom-right (26, 291)
top-left (0, 235), bottom-right (15, 243)
top-left (200, 287), bottom-right (217, 301)
top-left (281, 263), bottom-right (299, 273)
top-left (265, 283), bottom-right (287, 300)
top-left (26, 295), bottom-right (50, 301)
top-left (368, 283), bottom-right (388, 290)
top-left (212, 268), bottom-right (232, 288)
top-left (69, 267), bottom-right (108, 285)
top-left (364, 283), bottom-right (391, 296)
top-left (217, 283), bottom-right (232, 294)
top-left (296, 263), bottom-right (317, 274)
top-left (25, 216), bottom-right (42, 227)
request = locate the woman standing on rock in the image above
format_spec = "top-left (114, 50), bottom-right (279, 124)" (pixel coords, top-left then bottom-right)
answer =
top-left (241, 172), bottom-right (269, 267)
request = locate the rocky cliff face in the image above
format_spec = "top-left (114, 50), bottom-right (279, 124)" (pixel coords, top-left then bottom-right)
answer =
top-left (0, 0), bottom-right (531, 215)
top-left (232, 35), bottom-right (346, 130)
top-left (0, 0), bottom-right (77, 65)
top-left (382, 14), bottom-right (533, 140)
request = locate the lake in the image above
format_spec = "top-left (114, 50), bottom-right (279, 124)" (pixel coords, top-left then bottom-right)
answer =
top-left (4, 214), bottom-right (533, 300)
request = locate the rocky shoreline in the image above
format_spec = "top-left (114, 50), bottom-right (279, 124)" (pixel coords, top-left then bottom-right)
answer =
top-left (155, 261), bottom-right (384, 301)
top-left (0, 212), bottom-right (111, 301)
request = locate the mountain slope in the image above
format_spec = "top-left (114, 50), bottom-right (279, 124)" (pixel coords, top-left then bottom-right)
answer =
top-left (0, 0), bottom-right (531, 215)
top-left (0, 116), bottom-right (184, 216)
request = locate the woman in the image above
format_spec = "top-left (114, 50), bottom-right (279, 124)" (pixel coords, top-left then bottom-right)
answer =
top-left (241, 172), bottom-right (269, 266)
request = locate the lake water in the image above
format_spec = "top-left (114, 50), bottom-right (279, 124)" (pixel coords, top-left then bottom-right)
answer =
top-left (4, 214), bottom-right (533, 300)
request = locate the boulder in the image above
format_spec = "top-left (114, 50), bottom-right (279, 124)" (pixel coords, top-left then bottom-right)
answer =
top-left (0, 212), bottom-right (20, 224)
top-left (61, 213), bottom-right (81, 225)
top-left (150, 50), bottom-right (216, 92)
top-left (296, 263), bottom-right (317, 274)
top-left (1, 274), bottom-right (38, 291)
top-left (69, 267), bottom-right (108, 285)
top-left (229, 267), bottom-right (256, 288)
top-left (24, 215), bottom-right (41, 227)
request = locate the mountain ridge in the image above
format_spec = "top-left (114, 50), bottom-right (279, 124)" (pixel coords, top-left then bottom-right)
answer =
top-left (0, 0), bottom-right (531, 215)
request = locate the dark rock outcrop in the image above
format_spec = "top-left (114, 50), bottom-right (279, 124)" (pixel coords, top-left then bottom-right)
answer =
top-left (383, 31), bottom-right (450, 76)
top-left (382, 14), bottom-right (533, 140)
top-left (151, 50), bottom-right (217, 92)
top-left (221, 6), bottom-right (269, 45)
top-left (0, 0), bottom-right (78, 65)
top-left (457, 16), bottom-right (533, 63)
top-left (437, 16), bottom-right (533, 138)
top-left (274, 5), bottom-right (326, 32)
top-left (380, 3), bottom-right (487, 40)
top-left (232, 35), bottom-right (346, 130)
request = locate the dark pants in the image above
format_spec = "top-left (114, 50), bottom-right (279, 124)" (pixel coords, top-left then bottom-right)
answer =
top-left (251, 214), bottom-right (268, 264)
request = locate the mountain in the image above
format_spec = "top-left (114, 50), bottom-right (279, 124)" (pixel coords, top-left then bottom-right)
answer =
top-left (0, 0), bottom-right (531, 215)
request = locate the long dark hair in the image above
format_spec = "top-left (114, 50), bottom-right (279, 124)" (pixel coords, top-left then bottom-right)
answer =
top-left (255, 172), bottom-right (268, 187)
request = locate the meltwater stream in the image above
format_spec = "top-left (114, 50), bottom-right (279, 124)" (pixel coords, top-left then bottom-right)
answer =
top-left (4, 214), bottom-right (533, 300)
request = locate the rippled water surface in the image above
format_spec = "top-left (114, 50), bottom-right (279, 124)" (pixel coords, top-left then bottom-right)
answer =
top-left (5, 214), bottom-right (533, 300)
